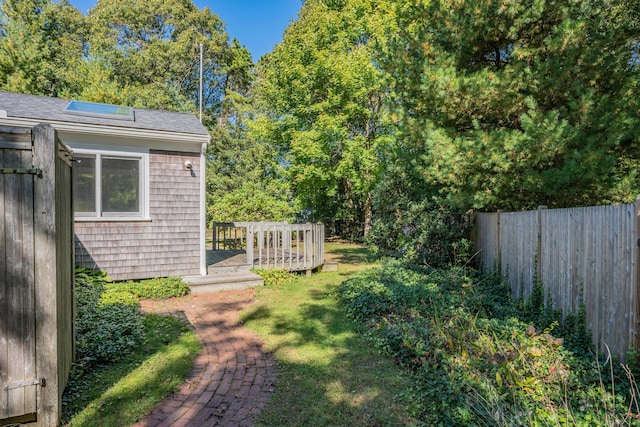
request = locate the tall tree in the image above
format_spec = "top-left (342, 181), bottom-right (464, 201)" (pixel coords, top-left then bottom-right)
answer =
top-left (253, 0), bottom-right (396, 239)
top-left (84, 0), bottom-right (234, 116)
top-left (206, 63), bottom-right (297, 224)
top-left (0, 0), bottom-right (85, 97)
top-left (383, 0), bottom-right (640, 211)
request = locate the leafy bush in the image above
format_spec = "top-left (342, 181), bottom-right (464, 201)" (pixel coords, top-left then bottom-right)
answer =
top-left (252, 268), bottom-right (296, 286)
top-left (337, 261), bottom-right (640, 425)
top-left (105, 276), bottom-right (190, 300)
top-left (369, 164), bottom-right (472, 268)
top-left (75, 269), bottom-right (144, 367)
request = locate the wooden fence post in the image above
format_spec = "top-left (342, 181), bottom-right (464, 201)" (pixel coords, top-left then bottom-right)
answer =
top-left (496, 210), bottom-right (502, 274)
top-left (246, 225), bottom-right (254, 267)
top-left (634, 197), bottom-right (640, 351)
top-left (33, 124), bottom-right (60, 427)
top-left (537, 206), bottom-right (547, 282)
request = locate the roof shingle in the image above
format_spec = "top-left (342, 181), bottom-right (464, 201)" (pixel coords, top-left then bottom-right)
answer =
top-left (0, 91), bottom-right (209, 136)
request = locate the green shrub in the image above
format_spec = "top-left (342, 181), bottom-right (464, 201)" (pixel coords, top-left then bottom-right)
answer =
top-left (75, 269), bottom-right (144, 367)
top-left (252, 268), bottom-right (295, 286)
top-left (337, 262), bottom-right (640, 425)
top-left (105, 276), bottom-right (190, 300)
top-left (369, 164), bottom-right (472, 268)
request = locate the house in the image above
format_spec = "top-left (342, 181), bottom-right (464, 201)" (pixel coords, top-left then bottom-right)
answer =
top-left (0, 91), bottom-right (210, 280)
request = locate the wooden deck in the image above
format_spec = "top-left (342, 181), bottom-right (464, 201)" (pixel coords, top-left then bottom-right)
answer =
top-left (186, 222), bottom-right (324, 293)
top-left (207, 250), bottom-right (247, 268)
top-left (210, 222), bottom-right (325, 273)
top-left (207, 249), bottom-right (311, 272)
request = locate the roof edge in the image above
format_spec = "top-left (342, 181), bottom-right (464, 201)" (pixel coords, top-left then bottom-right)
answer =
top-left (0, 117), bottom-right (210, 145)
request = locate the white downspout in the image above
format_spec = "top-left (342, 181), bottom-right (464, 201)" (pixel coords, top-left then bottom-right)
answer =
top-left (200, 142), bottom-right (208, 276)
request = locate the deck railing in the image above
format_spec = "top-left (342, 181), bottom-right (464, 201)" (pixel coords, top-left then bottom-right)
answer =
top-left (212, 221), bottom-right (325, 272)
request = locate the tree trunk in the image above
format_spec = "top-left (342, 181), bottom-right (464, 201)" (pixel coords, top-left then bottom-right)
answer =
top-left (363, 192), bottom-right (373, 238)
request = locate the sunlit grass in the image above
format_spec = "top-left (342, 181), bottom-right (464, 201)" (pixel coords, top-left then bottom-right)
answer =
top-left (62, 314), bottom-right (201, 427)
top-left (240, 242), bottom-right (417, 426)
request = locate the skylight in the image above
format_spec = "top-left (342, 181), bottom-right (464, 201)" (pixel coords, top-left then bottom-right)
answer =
top-left (64, 100), bottom-right (134, 121)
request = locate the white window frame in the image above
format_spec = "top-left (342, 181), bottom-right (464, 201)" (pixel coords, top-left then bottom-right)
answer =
top-left (73, 148), bottom-right (150, 221)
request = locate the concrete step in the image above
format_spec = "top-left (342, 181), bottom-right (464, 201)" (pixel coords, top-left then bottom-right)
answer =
top-left (207, 263), bottom-right (252, 274)
top-left (322, 261), bottom-right (339, 272)
top-left (183, 271), bottom-right (264, 294)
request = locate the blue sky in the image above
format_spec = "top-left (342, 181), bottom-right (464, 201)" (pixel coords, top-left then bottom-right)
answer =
top-left (68, 0), bottom-right (302, 61)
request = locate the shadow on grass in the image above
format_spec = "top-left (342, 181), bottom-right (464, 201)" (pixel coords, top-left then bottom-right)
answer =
top-left (325, 244), bottom-right (375, 265)
top-left (62, 314), bottom-right (200, 426)
top-left (241, 285), bottom-right (416, 426)
top-left (241, 304), bottom-right (272, 323)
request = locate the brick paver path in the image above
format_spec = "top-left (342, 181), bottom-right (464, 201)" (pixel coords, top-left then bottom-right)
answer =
top-left (132, 289), bottom-right (277, 427)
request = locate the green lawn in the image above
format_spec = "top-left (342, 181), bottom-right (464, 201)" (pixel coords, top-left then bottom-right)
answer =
top-left (62, 314), bottom-right (200, 427)
top-left (62, 243), bottom-right (415, 426)
top-left (240, 242), bottom-right (418, 426)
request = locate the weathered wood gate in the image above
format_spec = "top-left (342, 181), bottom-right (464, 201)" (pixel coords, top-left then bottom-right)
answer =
top-left (0, 125), bottom-right (74, 426)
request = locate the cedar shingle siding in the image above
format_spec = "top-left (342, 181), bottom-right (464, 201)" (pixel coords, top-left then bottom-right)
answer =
top-left (1, 91), bottom-right (209, 281)
top-left (75, 150), bottom-right (201, 280)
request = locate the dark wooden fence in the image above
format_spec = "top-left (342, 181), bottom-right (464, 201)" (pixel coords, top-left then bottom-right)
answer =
top-left (0, 124), bottom-right (74, 426)
top-left (473, 201), bottom-right (640, 360)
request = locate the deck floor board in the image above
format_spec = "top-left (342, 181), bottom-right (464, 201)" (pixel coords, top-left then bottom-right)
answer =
top-left (207, 249), bottom-right (309, 271)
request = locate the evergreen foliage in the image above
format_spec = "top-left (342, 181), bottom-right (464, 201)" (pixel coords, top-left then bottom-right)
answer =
top-left (382, 0), bottom-right (640, 212)
top-left (0, 0), bottom-right (85, 97)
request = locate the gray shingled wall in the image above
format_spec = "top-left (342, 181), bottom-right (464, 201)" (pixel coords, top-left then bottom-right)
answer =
top-left (74, 150), bottom-right (201, 280)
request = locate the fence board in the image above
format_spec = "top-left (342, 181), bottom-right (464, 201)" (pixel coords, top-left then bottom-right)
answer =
top-left (20, 147), bottom-right (36, 415)
top-left (475, 202), bottom-right (639, 359)
top-left (0, 148), bottom-right (6, 419)
top-left (498, 211), bottom-right (538, 298)
top-left (474, 212), bottom-right (499, 273)
top-left (0, 125), bottom-right (73, 426)
top-left (1, 144), bottom-right (37, 420)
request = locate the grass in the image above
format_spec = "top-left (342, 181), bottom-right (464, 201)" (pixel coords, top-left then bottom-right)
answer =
top-left (62, 314), bottom-right (201, 426)
top-left (239, 241), bottom-right (418, 426)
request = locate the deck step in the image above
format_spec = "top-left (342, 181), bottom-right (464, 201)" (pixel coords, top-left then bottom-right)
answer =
top-left (183, 271), bottom-right (264, 294)
top-left (207, 263), bottom-right (252, 274)
top-left (322, 261), bottom-right (339, 272)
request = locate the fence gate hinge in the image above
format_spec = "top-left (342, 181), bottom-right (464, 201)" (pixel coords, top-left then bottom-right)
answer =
top-left (3, 378), bottom-right (46, 391)
top-left (0, 167), bottom-right (42, 177)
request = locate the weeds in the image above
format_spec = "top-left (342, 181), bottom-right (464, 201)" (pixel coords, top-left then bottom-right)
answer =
top-left (337, 260), bottom-right (640, 426)
top-left (252, 268), bottom-right (296, 286)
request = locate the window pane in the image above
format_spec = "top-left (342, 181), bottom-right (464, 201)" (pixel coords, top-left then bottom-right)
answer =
top-left (101, 158), bottom-right (140, 213)
top-left (73, 155), bottom-right (96, 213)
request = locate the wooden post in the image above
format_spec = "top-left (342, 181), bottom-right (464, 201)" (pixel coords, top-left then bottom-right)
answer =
top-left (246, 225), bottom-right (254, 267)
top-left (633, 197), bottom-right (640, 351)
top-left (258, 224), bottom-right (263, 269)
top-left (537, 206), bottom-right (547, 283)
top-left (33, 124), bottom-right (60, 427)
top-left (496, 210), bottom-right (502, 278)
top-left (296, 224), bottom-right (300, 270)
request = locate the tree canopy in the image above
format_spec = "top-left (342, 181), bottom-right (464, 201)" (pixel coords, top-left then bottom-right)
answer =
top-left (0, 0), bottom-right (85, 97)
top-left (0, 0), bottom-right (291, 224)
top-left (252, 0), bottom-right (397, 238)
top-left (383, 0), bottom-right (640, 212)
top-left (2, 0), bottom-right (639, 245)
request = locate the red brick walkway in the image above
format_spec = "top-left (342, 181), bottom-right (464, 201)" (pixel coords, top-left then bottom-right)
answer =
top-left (132, 289), bottom-right (277, 427)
